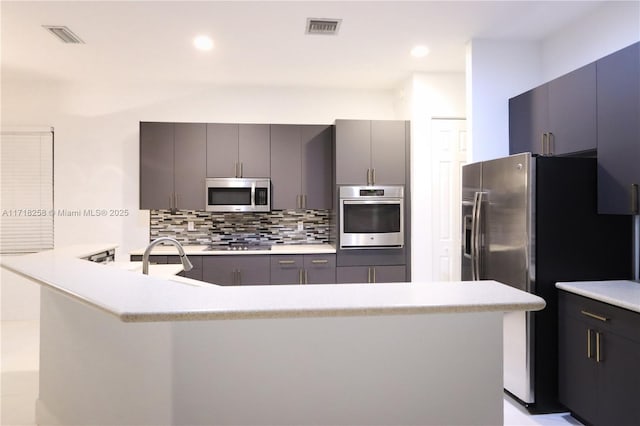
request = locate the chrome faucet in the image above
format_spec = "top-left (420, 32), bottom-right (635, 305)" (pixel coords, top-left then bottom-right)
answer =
top-left (142, 237), bottom-right (193, 275)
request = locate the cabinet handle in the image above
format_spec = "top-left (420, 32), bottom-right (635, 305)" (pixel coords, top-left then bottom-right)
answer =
top-left (296, 195), bottom-right (300, 209)
top-left (372, 168), bottom-right (376, 185)
top-left (174, 193), bottom-right (179, 210)
top-left (596, 331), bottom-right (603, 363)
top-left (366, 169), bottom-right (371, 185)
top-left (311, 259), bottom-right (328, 264)
top-left (302, 194), bottom-right (307, 209)
top-left (367, 267), bottom-right (372, 283)
top-left (372, 267), bottom-right (376, 284)
top-left (278, 260), bottom-right (296, 265)
top-left (587, 329), bottom-right (593, 359)
top-left (304, 269), bottom-right (308, 284)
top-left (581, 310), bottom-right (608, 322)
top-left (541, 133), bottom-right (547, 155)
top-left (299, 269), bottom-right (304, 284)
top-left (632, 184), bottom-right (639, 214)
top-left (239, 162), bottom-right (243, 178)
top-left (547, 132), bottom-right (554, 156)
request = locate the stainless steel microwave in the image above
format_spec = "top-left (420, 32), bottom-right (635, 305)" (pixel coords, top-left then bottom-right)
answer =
top-left (205, 178), bottom-right (271, 212)
top-left (339, 185), bottom-right (404, 249)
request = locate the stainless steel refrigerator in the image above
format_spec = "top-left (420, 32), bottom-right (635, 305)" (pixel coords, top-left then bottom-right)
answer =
top-left (462, 152), bottom-right (631, 413)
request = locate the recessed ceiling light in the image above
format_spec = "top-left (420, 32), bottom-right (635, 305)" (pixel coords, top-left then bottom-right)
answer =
top-left (411, 45), bottom-right (430, 58)
top-left (193, 35), bottom-right (214, 51)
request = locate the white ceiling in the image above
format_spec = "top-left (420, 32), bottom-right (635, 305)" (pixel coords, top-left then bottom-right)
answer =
top-left (1, 1), bottom-right (606, 90)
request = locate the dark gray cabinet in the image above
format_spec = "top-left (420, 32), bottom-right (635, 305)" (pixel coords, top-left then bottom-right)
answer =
top-left (270, 254), bottom-right (336, 284)
top-left (140, 122), bottom-right (207, 210)
top-left (509, 63), bottom-right (597, 156)
top-left (206, 123), bottom-right (270, 178)
top-left (202, 255), bottom-right (270, 286)
top-left (336, 265), bottom-right (405, 284)
top-left (558, 291), bottom-right (640, 426)
top-left (270, 124), bottom-right (333, 210)
top-left (335, 120), bottom-right (406, 185)
top-left (596, 42), bottom-right (640, 214)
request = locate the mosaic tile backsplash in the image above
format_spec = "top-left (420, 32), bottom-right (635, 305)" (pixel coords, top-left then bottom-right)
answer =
top-left (150, 209), bottom-right (331, 247)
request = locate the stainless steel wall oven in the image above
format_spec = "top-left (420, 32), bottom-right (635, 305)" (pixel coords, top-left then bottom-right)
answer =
top-left (339, 185), bottom-right (404, 249)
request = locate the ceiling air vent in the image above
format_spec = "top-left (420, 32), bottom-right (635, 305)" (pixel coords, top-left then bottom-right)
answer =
top-left (306, 18), bottom-right (341, 35)
top-left (43, 26), bottom-right (84, 44)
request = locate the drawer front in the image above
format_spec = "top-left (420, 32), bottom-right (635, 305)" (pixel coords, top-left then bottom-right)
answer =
top-left (559, 291), bottom-right (640, 342)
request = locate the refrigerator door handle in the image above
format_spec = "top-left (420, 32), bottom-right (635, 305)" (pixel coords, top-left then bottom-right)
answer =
top-left (471, 191), bottom-right (485, 281)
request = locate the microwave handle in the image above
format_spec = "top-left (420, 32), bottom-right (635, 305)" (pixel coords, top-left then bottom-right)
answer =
top-left (251, 182), bottom-right (256, 207)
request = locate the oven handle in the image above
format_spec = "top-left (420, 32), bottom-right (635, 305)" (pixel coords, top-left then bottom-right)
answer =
top-left (342, 199), bottom-right (403, 205)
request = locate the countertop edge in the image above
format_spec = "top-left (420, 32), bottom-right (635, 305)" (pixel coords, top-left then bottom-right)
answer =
top-left (556, 281), bottom-right (640, 314)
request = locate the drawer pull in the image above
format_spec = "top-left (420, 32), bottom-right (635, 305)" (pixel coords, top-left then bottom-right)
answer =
top-left (587, 329), bottom-right (593, 359)
top-left (278, 260), bottom-right (296, 265)
top-left (581, 310), bottom-right (608, 322)
top-left (311, 259), bottom-right (329, 264)
top-left (596, 331), bottom-right (603, 363)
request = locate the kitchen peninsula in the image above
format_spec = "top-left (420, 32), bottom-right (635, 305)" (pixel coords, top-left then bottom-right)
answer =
top-left (2, 246), bottom-right (545, 426)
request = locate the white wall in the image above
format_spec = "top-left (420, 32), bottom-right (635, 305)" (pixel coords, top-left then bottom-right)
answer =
top-left (465, 40), bottom-right (541, 162)
top-left (542, 1), bottom-right (640, 81)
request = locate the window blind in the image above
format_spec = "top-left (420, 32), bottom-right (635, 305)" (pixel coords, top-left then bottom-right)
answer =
top-left (0, 129), bottom-right (54, 254)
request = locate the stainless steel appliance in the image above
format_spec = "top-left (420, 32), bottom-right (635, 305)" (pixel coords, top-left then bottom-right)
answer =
top-left (205, 178), bottom-right (270, 212)
top-left (462, 152), bottom-right (631, 413)
top-left (339, 185), bottom-right (404, 249)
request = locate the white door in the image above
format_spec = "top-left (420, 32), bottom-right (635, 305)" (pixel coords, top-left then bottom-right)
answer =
top-left (431, 119), bottom-right (468, 281)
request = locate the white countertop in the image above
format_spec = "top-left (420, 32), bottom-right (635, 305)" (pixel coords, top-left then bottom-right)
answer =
top-left (1, 245), bottom-right (545, 323)
top-left (129, 243), bottom-right (336, 256)
top-left (556, 280), bottom-right (640, 313)
top-left (105, 261), bottom-right (184, 278)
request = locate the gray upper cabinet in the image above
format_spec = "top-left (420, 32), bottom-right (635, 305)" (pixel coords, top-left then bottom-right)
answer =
top-left (206, 123), bottom-right (270, 178)
top-left (140, 122), bottom-right (206, 210)
top-left (596, 42), bottom-right (640, 215)
top-left (270, 124), bottom-right (333, 210)
top-left (174, 123), bottom-right (207, 210)
top-left (509, 63), bottom-right (597, 156)
top-left (336, 120), bottom-right (406, 185)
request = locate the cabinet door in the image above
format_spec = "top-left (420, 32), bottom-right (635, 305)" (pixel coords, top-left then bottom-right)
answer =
top-left (174, 123), bottom-right (206, 210)
top-left (373, 265), bottom-right (406, 283)
top-left (336, 266), bottom-right (370, 284)
top-left (238, 124), bottom-right (270, 178)
top-left (206, 123), bottom-right (239, 178)
top-left (558, 307), bottom-right (598, 423)
top-left (597, 42), bottom-right (640, 214)
top-left (301, 125), bottom-right (333, 209)
top-left (270, 125), bottom-right (302, 209)
top-left (548, 63), bottom-right (597, 155)
top-left (140, 122), bottom-right (174, 209)
top-left (202, 256), bottom-right (237, 286)
top-left (304, 254), bottom-right (336, 284)
top-left (235, 255), bottom-right (270, 285)
top-left (371, 120), bottom-right (406, 185)
top-left (335, 120), bottom-right (371, 185)
top-left (270, 255), bottom-right (304, 284)
top-left (599, 331), bottom-right (640, 426)
top-left (508, 86), bottom-right (548, 155)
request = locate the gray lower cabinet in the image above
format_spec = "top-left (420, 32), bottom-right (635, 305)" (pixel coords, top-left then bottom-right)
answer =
top-left (335, 120), bottom-right (407, 185)
top-left (202, 255), bottom-right (270, 286)
top-left (270, 254), bottom-right (336, 284)
top-left (336, 265), bottom-right (405, 284)
top-left (206, 123), bottom-right (270, 178)
top-left (139, 122), bottom-right (206, 210)
top-left (270, 124), bottom-right (333, 210)
top-left (596, 42), bottom-right (640, 214)
top-left (558, 291), bottom-right (640, 426)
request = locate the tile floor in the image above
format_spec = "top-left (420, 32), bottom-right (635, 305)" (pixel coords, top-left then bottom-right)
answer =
top-left (1, 320), bottom-right (583, 426)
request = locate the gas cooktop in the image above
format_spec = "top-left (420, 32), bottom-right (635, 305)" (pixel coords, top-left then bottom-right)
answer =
top-left (205, 244), bottom-right (271, 252)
